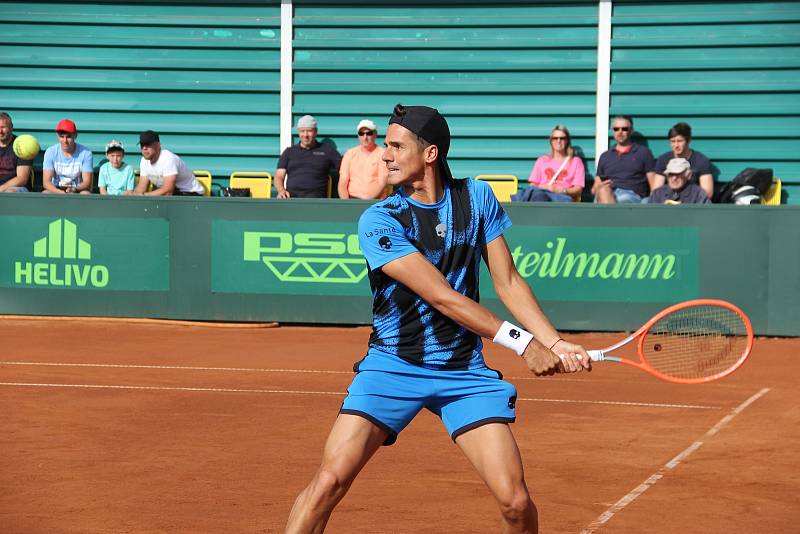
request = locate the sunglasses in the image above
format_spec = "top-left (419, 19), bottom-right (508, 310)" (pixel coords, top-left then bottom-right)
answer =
top-left (358, 131), bottom-right (376, 136)
top-left (550, 136), bottom-right (568, 141)
top-left (612, 127), bottom-right (631, 132)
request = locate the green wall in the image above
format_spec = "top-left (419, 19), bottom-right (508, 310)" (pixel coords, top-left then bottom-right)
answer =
top-left (292, 1), bottom-right (600, 180)
top-left (1, 194), bottom-right (798, 336)
top-left (1, 1), bottom-right (281, 179)
top-left (1, 1), bottom-right (798, 199)
top-left (610, 1), bottom-right (800, 201)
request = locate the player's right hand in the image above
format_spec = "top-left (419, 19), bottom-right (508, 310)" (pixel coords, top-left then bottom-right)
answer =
top-left (277, 190), bottom-right (291, 199)
top-left (522, 340), bottom-right (563, 376)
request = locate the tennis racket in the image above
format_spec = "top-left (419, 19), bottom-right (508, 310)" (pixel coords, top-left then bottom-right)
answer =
top-left (573, 299), bottom-right (753, 384)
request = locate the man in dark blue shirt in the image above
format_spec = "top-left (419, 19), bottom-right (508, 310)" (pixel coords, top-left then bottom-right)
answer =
top-left (654, 122), bottom-right (714, 200)
top-left (649, 157), bottom-right (710, 204)
top-left (286, 105), bottom-right (591, 533)
top-left (593, 115), bottom-right (657, 203)
top-left (274, 115), bottom-right (342, 198)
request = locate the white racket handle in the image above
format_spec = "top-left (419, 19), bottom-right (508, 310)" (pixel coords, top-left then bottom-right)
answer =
top-left (558, 350), bottom-right (605, 361)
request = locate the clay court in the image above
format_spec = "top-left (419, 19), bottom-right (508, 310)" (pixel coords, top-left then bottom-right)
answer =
top-left (1, 318), bottom-right (798, 533)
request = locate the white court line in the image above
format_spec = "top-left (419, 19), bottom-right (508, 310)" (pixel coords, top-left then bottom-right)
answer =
top-left (579, 387), bottom-right (771, 534)
top-left (0, 382), bottom-right (346, 396)
top-left (0, 360), bottom-right (662, 385)
top-left (0, 361), bottom-right (351, 374)
top-left (0, 381), bottom-right (717, 409)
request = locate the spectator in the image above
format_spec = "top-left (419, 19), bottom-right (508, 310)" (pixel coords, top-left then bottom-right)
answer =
top-left (517, 125), bottom-right (585, 202)
top-left (98, 140), bottom-right (135, 196)
top-left (0, 112), bottom-right (32, 193)
top-left (649, 158), bottom-right (710, 204)
top-left (592, 115), bottom-right (656, 204)
top-left (338, 119), bottom-right (389, 200)
top-left (274, 115), bottom-right (342, 199)
top-left (42, 119), bottom-right (93, 194)
top-left (654, 122), bottom-right (714, 199)
top-left (132, 130), bottom-right (204, 196)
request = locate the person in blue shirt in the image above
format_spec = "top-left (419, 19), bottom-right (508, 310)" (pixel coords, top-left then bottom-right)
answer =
top-left (42, 119), bottom-right (93, 194)
top-left (286, 105), bottom-right (591, 533)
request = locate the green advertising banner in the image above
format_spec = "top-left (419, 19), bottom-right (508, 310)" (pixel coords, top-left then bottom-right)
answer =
top-left (496, 226), bottom-right (699, 302)
top-left (213, 220), bottom-right (698, 303)
top-left (0, 216), bottom-right (169, 291)
top-left (212, 220), bottom-right (370, 296)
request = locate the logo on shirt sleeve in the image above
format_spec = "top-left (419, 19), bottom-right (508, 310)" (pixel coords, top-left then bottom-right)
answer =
top-left (378, 236), bottom-right (393, 250)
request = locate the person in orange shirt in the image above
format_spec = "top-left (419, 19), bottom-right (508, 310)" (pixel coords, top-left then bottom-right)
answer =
top-left (338, 119), bottom-right (389, 199)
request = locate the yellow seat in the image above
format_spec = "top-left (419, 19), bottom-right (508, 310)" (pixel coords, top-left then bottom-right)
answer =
top-left (229, 171), bottom-right (273, 199)
top-left (762, 178), bottom-right (781, 205)
top-left (475, 174), bottom-right (519, 202)
top-left (193, 170), bottom-right (212, 197)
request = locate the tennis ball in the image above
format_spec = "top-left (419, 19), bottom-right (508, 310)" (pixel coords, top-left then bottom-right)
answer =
top-left (13, 134), bottom-right (40, 160)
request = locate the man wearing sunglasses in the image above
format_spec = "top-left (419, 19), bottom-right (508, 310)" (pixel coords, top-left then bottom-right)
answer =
top-left (592, 115), bottom-right (656, 204)
top-left (338, 119), bottom-right (389, 200)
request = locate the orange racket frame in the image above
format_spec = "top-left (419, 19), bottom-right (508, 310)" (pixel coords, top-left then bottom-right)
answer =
top-left (585, 299), bottom-right (754, 384)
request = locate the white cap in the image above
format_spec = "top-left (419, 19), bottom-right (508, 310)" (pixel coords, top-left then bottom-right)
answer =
top-left (105, 139), bottom-right (124, 152)
top-left (296, 115), bottom-right (317, 129)
top-left (665, 158), bottom-right (691, 175)
top-left (357, 119), bottom-right (377, 133)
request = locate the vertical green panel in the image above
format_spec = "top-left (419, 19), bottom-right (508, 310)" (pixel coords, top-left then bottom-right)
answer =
top-left (610, 1), bottom-right (800, 204)
top-left (292, 2), bottom-right (599, 189)
top-left (1, 1), bottom-right (281, 181)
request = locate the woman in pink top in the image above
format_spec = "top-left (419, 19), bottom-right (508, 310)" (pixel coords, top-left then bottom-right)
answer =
top-left (523, 125), bottom-right (585, 202)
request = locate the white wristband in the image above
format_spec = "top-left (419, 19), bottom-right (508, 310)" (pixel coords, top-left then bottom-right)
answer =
top-left (493, 321), bottom-right (534, 356)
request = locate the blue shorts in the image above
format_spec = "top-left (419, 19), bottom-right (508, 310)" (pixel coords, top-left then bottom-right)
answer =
top-left (612, 187), bottom-right (645, 204)
top-left (340, 349), bottom-right (517, 446)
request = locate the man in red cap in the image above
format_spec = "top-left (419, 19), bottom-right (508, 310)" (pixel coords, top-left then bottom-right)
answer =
top-left (42, 119), bottom-right (93, 194)
top-left (286, 105), bottom-right (591, 533)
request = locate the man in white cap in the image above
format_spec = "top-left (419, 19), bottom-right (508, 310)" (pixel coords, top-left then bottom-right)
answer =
top-left (649, 157), bottom-right (710, 204)
top-left (337, 119), bottom-right (389, 200)
top-left (275, 115), bottom-right (342, 199)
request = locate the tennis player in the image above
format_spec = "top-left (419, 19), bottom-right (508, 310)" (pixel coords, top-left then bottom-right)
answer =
top-left (286, 105), bottom-right (591, 533)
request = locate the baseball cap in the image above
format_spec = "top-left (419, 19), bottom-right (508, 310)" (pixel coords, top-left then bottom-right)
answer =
top-left (665, 158), bottom-right (691, 175)
top-left (357, 119), bottom-right (377, 133)
top-left (138, 130), bottom-right (160, 146)
top-left (55, 119), bottom-right (77, 134)
top-left (388, 104), bottom-right (453, 181)
top-left (297, 115), bottom-right (317, 129)
top-left (105, 140), bottom-right (124, 152)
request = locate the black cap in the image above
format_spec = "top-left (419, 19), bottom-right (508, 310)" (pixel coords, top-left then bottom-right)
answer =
top-left (138, 130), bottom-right (160, 146)
top-left (388, 104), bottom-right (454, 181)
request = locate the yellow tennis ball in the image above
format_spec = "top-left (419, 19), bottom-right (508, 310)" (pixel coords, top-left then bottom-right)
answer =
top-left (13, 134), bottom-right (40, 160)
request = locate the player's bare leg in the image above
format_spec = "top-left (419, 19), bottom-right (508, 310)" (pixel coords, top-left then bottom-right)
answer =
top-left (455, 423), bottom-right (538, 534)
top-left (285, 414), bottom-right (388, 533)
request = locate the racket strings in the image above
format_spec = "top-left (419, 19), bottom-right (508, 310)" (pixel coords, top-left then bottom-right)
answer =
top-left (641, 305), bottom-right (749, 380)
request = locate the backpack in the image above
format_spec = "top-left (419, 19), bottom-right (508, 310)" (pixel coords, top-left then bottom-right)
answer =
top-left (715, 168), bottom-right (773, 204)
top-left (218, 186), bottom-right (251, 197)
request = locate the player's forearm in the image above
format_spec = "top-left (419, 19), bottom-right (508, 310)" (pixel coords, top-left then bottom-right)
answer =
top-left (426, 287), bottom-right (503, 340)
top-left (494, 273), bottom-right (560, 348)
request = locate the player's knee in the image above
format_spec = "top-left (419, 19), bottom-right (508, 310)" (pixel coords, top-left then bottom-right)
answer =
top-left (497, 488), bottom-right (533, 523)
top-left (311, 468), bottom-right (351, 504)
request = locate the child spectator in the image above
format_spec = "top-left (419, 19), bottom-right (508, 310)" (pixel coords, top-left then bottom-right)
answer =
top-left (98, 140), bottom-right (135, 195)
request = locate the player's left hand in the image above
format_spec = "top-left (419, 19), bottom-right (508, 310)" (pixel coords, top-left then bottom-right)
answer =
top-left (552, 339), bottom-right (592, 372)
